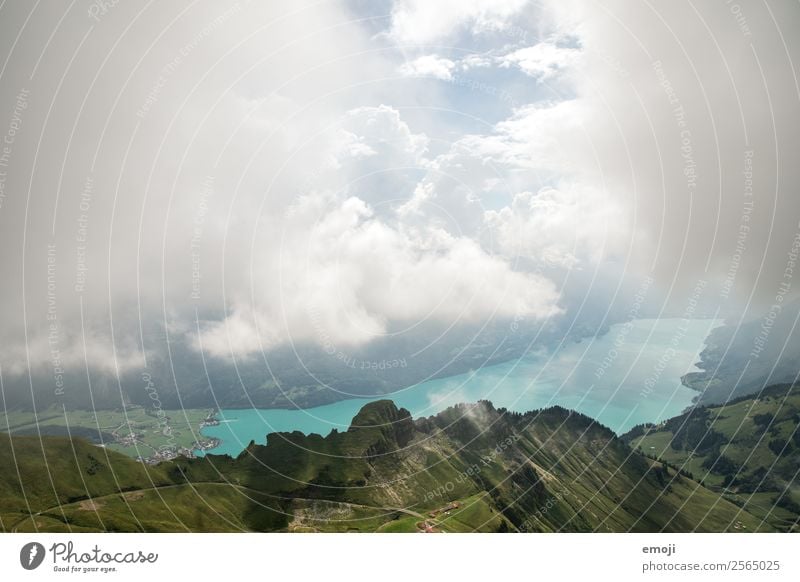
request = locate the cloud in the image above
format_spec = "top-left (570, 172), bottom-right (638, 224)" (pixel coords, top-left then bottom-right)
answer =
top-left (327, 131), bottom-right (377, 168)
top-left (2, 0), bottom-right (799, 394)
top-left (0, 1), bottom-right (397, 376)
top-left (388, 0), bottom-right (531, 44)
top-left (500, 39), bottom-right (582, 81)
top-left (485, 185), bottom-right (624, 268)
top-left (529, 0), bottom-right (800, 313)
top-left (398, 55), bottom-right (456, 80)
top-left (340, 105), bottom-right (429, 163)
top-left (196, 192), bottom-right (562, 358)
top-left (457, 99), bottom-right (594, 176)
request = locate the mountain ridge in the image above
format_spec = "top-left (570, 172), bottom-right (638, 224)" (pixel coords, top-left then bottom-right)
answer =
top-left (1, 397), bottom-right (781, 533)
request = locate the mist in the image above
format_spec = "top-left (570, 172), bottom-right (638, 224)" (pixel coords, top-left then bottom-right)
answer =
top-left (0, 0), bottom-right (798, 411)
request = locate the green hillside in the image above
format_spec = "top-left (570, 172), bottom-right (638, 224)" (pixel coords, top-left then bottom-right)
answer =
top-left (0, 399), bottom-right (776, 532)
top-left (623, 383), bottom-right (800, 532)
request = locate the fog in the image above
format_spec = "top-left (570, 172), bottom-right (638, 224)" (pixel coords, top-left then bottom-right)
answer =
top-left (0, 0), bottom-right (798, 409)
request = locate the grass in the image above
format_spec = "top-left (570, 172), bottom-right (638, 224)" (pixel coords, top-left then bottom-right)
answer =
top-left (626, 385), bottom-right (800, 531)
top-left (434, 493), bottom-right (508, 532)
top-left (376, 515), bottom-right (420, 532)
top-left (11, 483), bottom-right (288, 533)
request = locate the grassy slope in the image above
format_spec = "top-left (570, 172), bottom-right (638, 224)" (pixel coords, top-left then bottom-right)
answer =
top-left (624, 383), bottom-right (800, 532)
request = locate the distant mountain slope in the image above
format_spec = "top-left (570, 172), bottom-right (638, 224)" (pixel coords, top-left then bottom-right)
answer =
top-left (682, 299), bottom-right (800, 405)
top-left (623, 383), bottom-right (800, 532)
top-left (1, 399), bottom-right (772, 532)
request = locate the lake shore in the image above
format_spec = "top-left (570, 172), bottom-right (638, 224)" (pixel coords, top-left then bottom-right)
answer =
top-left (197, 318), bottom-right (721, 457)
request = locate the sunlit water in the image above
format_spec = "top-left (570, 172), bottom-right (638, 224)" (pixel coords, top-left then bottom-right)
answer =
top-left (197, 318), bottom-right (719, 457)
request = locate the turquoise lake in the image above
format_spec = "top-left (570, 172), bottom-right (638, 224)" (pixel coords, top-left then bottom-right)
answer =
top-left (198, 318), bottom-right (719, 457)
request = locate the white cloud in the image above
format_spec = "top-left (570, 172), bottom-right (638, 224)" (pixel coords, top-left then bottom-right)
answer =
top-left (501, 40), bottom-right (581, 80)
top-left (398, 55), bottom-right (456, 80)
top-left (389, 0), bottom-right (531, 44)
top-left (459, 54), bottom-right (494, 70)
top-left (326, 105), bottom-right (432, 209)
top-left (341, 105), bottom-right (429, 162)
top-left (327, 131), bottom-right (377, 169)
top-left (196, 193), bottom-right (562, 358)
top-left (393, 98), bottom-right (625, 272)
top-left (457, 99), bottom-right (594, 176)
top-left (485, 185), bottom-right (624, 268)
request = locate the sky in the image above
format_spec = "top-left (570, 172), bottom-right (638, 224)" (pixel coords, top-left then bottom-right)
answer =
top-left (0, 0), bottom-right (798, 392)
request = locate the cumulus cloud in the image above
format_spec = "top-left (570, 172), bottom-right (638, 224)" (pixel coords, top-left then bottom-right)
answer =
top-left (388, 0), bottom-right (531, 44)
top-left (398, 55), bottom-right (456, 80)
top-left (458, 99), bottom-right (594, 176)
top-left (339, 105), bottom-right (429, 163)
top-left (485, 185), bottom-right (624, 268)
top-left (500, 39), bottom-right (582, 81)
top-left (394, 95), bottom-right (623, 270)
top-left (197, 192), bottom-right (561, 358)
top-left (328, 131), bottom-right (377, 168)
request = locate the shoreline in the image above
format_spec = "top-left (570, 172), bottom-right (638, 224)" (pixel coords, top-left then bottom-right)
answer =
top-left (197, 319), bottom-right (715, 456)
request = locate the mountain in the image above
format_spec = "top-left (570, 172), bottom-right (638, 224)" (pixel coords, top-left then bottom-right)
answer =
top-left (682, 299), bottom-right (800, 405)
top-left (623, 383), bottom-right (800, 532)
top-left (1, 399), bottom-right (774, 532)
